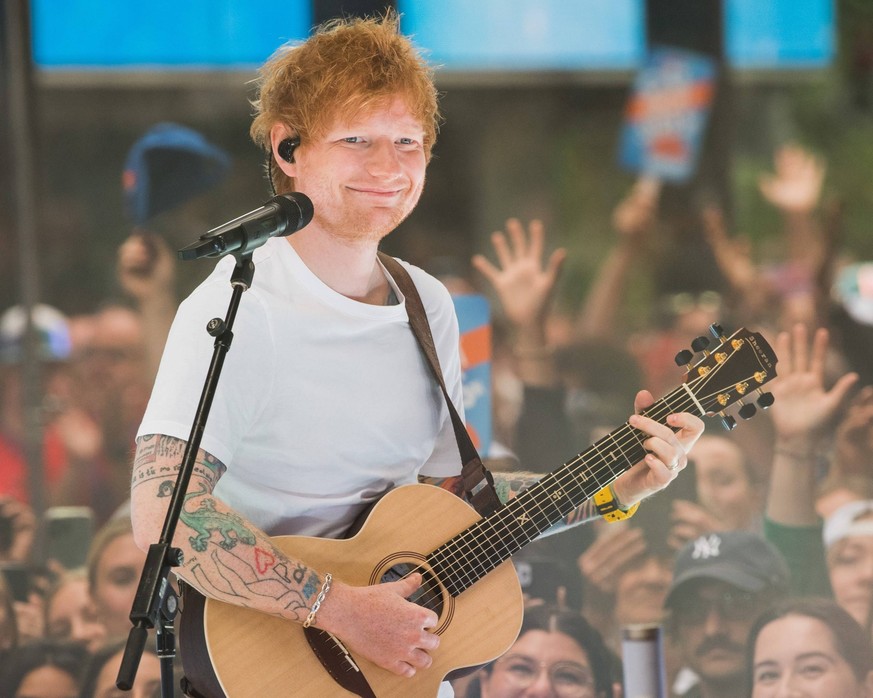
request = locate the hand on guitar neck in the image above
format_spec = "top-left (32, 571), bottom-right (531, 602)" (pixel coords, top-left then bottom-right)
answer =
top-left (610, 389), bottom-right (704, 509)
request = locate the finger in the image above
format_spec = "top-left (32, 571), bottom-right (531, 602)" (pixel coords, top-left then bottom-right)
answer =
top-left (792, 323), bottom-right (809, 373)
top-left (407, 647), bottom-right (434, 670)
top-left (418, 630), bottom-right (440, 651)
top-left (545, 248), bottom-right (567, 283)
top-left (394, 661), bottom-right (417, 678)
top-left (809, 326), bottom-right (830, 378)
top-left (491, 231), bottom-right (513, 270)
top-left (775, 330), bottom-right (792, 376)
top-left (504, 218), bottom-right (526, 259)
top-left (527, 219), bottom-right (545, 262)
top-left (471, 254), bottom-right (499, 285)
top-left (828, 371), bottom-right (860, 407)
top-left (633, 390), bottom-right (655, 414)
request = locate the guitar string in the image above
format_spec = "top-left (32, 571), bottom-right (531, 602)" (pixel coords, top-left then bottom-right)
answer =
top-left (406, 344), bottom-right (760, 602)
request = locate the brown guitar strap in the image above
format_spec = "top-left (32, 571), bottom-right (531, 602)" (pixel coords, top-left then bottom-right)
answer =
top-left (378, 252), bottom-right (502, 517)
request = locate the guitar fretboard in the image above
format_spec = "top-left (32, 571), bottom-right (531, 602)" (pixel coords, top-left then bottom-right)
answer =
top-left (426, 386), bottom-right (695, 596)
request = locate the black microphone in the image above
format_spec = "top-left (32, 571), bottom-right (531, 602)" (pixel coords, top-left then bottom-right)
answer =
top-left (178, 193), bottom-right (314, 261)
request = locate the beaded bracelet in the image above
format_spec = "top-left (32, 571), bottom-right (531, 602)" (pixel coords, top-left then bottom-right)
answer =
top-left (302, 573), bottom-right (332, 629)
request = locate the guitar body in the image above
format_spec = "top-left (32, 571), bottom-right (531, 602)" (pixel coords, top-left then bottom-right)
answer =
top-left (181, 484), bottom-right (525, 697)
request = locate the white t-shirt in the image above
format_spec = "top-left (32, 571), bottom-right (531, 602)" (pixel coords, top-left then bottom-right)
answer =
top-left (137, 238), bottom-right (464, 539)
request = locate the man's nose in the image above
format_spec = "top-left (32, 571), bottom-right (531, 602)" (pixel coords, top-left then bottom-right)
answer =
top-left (366, 139), bottom-right (402, 177)
top-left (702, 605), bottom-right (728, 634)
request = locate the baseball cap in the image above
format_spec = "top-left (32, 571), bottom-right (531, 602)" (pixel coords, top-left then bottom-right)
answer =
top-left (664, 531), bottom-right (790, 608)
top-left (823, 500), bottom-right (873, 549)
top-left (122, 122), bottom-right (232, 226)
top-left (0, 304), bottom-right (72, 364)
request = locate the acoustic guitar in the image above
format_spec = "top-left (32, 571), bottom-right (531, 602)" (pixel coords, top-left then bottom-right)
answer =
top-left (179, 324), bottom-right (777, 697)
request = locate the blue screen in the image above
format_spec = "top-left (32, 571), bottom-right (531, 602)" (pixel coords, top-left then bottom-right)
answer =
top-left (398, 0), bottom-right (644, 71)
top-left (31, 0), bottom-right (312, 68)
top-left (31, 0), bottom-right (834, 71)
top-left (725, 0), bottom-right (835, 68)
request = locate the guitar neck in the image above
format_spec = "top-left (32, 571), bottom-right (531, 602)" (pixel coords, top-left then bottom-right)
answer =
top-left (427, 384), bottom-right (696, 596)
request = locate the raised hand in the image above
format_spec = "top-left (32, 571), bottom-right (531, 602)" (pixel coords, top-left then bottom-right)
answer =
top-left (758, 144), bottom-right (826, 215)
top-left (612, 176), bottom-right (660, 241)
top-left (578, 525), bottom-right (647, 595)
top-left (117, 231), bottom-right (176, 303)
top-left (471, 218), bottom-right (566, 332)
top-left (769, 324), bottom-right (858, 443)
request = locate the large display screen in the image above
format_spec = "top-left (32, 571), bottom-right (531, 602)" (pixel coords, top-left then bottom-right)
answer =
top-left (31, 0), bottom-right (834, 72)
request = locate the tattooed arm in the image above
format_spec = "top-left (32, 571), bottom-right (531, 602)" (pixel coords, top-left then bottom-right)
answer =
top-left (130, 434), bottom-right (440, 678)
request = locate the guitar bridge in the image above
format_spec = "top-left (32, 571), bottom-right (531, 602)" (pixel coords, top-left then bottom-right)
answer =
top-left (303, 627), bottom-right (377, 698)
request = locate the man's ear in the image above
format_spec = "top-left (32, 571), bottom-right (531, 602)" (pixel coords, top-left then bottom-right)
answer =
top-left (270, 124), bottom-right (297, 177)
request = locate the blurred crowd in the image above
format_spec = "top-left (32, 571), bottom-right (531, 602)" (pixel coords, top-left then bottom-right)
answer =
top-left (4, 142), bottom-right (873, 697)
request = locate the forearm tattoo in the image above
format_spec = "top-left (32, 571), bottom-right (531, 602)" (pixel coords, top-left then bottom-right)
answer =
top-left (130, 434), bottom-right (321, 621)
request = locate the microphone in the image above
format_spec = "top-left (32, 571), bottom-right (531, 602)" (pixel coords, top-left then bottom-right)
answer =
top-left (178, 193), bottom-right (314, 261)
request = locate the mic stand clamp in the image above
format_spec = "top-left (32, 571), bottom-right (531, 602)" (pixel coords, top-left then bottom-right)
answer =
top-left (117, 253), bottom-right (256, 696)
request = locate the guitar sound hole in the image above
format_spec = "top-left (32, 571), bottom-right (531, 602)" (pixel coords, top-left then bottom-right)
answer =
top-left (380, 563), bottom-right (444, 616)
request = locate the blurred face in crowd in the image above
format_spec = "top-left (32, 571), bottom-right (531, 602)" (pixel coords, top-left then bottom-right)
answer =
top-left (480, 629), bottom-right (599, 698)
top-left (751, 614), bottom-right (873, 698)
top-left (92, 648), bottom-right (161, 698)
top-left (671, 579), bottom-right (772, 687)
top-left (91, 532), bottom-right (147, 637)
top-left (692, 435), bottom-right (760, 530)
top-left (46, 575), bottom-right (107, 652)
top-left (14, 665), bottom-right (78, 698)
top-left (827, 530), bottom-right (873, 629)
top-left (613, 554), bottom-right (673, 626)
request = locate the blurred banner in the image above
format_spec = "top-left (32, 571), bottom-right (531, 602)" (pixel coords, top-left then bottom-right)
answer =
top-left (618, 47), bottom-right (717, 182)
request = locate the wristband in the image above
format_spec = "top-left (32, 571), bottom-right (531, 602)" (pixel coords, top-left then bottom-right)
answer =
top-left (594, 483), bottom-right (640, 522)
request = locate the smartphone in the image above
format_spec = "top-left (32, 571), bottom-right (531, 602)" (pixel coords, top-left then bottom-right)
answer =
top-left (44, 506), bottom-right (95, 570)
top-left (0, 562), bottom-right (31, 602)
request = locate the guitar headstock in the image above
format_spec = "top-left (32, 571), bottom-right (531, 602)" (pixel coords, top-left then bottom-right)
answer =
top-left (676, 324), bottom-right (778, 430)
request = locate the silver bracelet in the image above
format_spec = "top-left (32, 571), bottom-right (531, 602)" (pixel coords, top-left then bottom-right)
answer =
top-left (302, 573), bottom-right (332, 628)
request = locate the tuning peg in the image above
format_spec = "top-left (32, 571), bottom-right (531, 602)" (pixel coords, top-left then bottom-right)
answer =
top-left (757, 392), bottom-right (775, 409)
top-left (720, 415), bottom-right (737, 431)
top-left (739, 403), bottom-right (757, 420)
top-left (709, 323), bottom-right (726, 340)
top-left (674, 349), bottom-right (694, 367)
top-left (691, 335), bottom-right (711, 353)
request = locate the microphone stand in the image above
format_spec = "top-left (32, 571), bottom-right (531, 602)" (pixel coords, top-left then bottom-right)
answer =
top-left (117, 252), bottom-right (256, 697)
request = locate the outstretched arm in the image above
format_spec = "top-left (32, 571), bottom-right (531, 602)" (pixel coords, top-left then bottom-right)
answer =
top-left (131, 434), bottom-right (439, 678)
top-left (766, 325), bottom-right (857, 525)
top-left (577, 176), bottom-right (659, 340)
top-left (472, 218), bottom-right (566, 387)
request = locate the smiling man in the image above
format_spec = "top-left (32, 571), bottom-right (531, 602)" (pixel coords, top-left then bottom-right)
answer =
top-left (666, 532), bottom-right (790, 698)
top-left (129, 12), bottom-right (703, 697)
